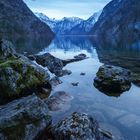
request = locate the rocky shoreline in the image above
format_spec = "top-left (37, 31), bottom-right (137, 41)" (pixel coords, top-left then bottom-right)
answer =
top-left (0, 39), bottom-right (110, 140)
top-left (0, 39), bottom-right (139, 140)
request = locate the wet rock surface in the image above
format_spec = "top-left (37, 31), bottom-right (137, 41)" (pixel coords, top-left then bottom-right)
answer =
top-left (46, 91), bottom-right (73, 111)
top-left (32, 53), bottom-right (87, 77)
top-left (0, 94), bottom-right (52, 140)
top-left (0, 39), bottom-right (16, 59)
top-left (49, 112), bottom-right (104, 140)
top-left (0, 40), bottom-right (51, 104)
top-left (94, 65), bottom-right (131, 96)
top-left (35, 53), bottom-right (64, 76)
top-left (63, 53), bottom-right (88, 65)
top-left (50, 76), bottom-right (63, 87)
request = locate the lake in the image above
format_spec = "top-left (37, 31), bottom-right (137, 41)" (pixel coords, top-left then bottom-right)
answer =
top-left (25, 36), bottom-right (140, 140)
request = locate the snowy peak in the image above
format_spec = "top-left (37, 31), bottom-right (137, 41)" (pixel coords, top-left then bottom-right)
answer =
top-left (35, 10), bottom-right (102, 35)
top-left (69, 10), bottom-right (102, 35)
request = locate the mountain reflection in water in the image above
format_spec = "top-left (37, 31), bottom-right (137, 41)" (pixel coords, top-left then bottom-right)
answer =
top-left (33, 36), bottom-right (140, 140)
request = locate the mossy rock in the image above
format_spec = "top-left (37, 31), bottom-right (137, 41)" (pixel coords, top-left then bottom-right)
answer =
top-left (0, 57), bottom-right (49, 99)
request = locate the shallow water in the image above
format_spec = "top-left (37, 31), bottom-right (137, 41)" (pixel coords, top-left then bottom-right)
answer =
top-left (40, 36), bottom-right (140, 140)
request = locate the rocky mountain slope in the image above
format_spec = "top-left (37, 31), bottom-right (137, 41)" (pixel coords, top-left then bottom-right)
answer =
top-left (35, 11), bottom-right (101, 35)
top-left (70, 11), bottom-right (102, 35)
top-left (35, 12), bottom-right (83, 35)
top-left (90, 0), bottom-right (140, 46)
top-left (0, 0), bottom-right (54, 53)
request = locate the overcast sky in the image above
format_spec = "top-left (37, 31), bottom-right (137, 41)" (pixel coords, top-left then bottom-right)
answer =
top-left (24, 0), bottom-right (111, 19)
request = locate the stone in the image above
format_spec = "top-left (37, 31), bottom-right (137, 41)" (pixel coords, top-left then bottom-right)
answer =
top-left (50, 76), bottom-right (63, 87)
top-left (0, 57), bottom-right (51, 103)
top-left (94, 65), bottom-right (131, 96)
top-left (27, 55), bottom-right (36, 61)
top-left (80, 72), bottom-right (86, 76)
top-left (35, 53), bottom-right (64, 76)
top-left (74, 53), bottom-right (87, 60)
top-left (0, 39), bottom-right (16, 59)
top-left (72, 82), bottom-right (79, 86)
top-left (0, 94), bottom-right (52, 140)
top-left (49, 112), bottom-right (101, 140)
top-left (46, 91), bottom-right (73, 111)
top-left (35, 53), bottom-right (86, 77)
top-left (63, 53), bottom-right (87, 65)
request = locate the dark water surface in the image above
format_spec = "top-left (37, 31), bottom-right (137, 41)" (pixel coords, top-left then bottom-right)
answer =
top-left (33, 36), bottom-right (140, 140)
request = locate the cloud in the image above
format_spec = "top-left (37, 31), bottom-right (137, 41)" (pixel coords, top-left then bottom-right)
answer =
top-left (24, 0), bottom-right (111, 19)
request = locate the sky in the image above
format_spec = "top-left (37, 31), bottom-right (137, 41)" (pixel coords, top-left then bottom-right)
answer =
top-left (24, 0), bottom-right (111, 19)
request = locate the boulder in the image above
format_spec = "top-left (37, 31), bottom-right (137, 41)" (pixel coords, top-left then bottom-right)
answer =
top-left (0, 39), bottom-right (16, 59)
top-left (0, 94), bottom-right (52, 140)
top-left (34, 53), bottom-right (87, 77)
top-left (0, 57), bottom-right (51, 104)
top-left (35, 53), bottom-right (64, 76)
top-left (94, 65), bottom-right (131, 96)
top-left (49, 112), bottom-right (101, 140)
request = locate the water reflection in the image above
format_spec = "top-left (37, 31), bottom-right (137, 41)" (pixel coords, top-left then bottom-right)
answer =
top-left (93, 39), bottom-right (140, 87)
top-left (38, 36), bottom-right (140, 140)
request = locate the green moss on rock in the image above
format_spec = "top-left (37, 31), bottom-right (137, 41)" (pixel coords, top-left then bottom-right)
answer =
top-left (0, 57), bottom-right (47, 99)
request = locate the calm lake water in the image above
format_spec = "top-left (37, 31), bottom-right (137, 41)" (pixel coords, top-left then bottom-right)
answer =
top-left (34, 36), bottom-right (140, 140)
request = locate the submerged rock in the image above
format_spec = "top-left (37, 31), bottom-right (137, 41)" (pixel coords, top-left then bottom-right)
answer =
top-left (63, 53), bottom-right (88, 65)
top-left (50, 76), bottom-right (63, 87)
top-left (72, 82), bottom-right (79, 86)
top-left (49, 112), bottom-right (101, 140)
top-left (80, 72), bottom-right (86, 76)
top-left (94, 65), bottom-right (131, 96)
top-left (46, 91), bottom-right (73, 111)
top-left (0, 94), bottom-right (52, 140)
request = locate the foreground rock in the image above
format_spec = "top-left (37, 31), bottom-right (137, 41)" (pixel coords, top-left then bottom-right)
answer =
top-left (47, 112), bottom-right (112, 140)
top-left (0, 94), bottom-right (52, 140)
top-left (32, 53), bottom-right (87, 77)
top-left (46, 91), bottom-right (73, 111)
top-left (94, 65), bottom-right (131, 96)
top-left (0, 39), bottom-right (51, 104)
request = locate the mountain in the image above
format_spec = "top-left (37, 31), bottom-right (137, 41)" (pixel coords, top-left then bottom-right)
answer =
top-left (54, 17), bottom-right (83, 35)
top-left (35, 12), bottom-right (58, 32)
top-left (90, 0), bottom-right (140, 46)
top-left (69, 11), bottom-right (102, 35)
top-left (0, 0), bottom-right (54, 53)
top-left (35, 12), bottom-right (83, 35)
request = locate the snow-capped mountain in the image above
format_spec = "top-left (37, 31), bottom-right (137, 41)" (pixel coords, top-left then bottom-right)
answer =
top-left (35, 12), bottom-right (58, 31)
top-left (35, 11), bottom-right (102, 35)
top-left (54, 17), bottom-right (83, 35)
top-left (35, 12), bottom-right (83, 35)
top-left (69, 11), bottom-right (102, 35)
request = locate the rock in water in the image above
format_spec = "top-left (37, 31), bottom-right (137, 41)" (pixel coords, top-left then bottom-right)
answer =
top-left (36, 53), bottom-right (64, 76)
top-left (50, 76), bottom-right (63, 87)
top-left (0, 94), bottom-right (52, 140)
top-left (94, 65), bottom-right (131, 96)
top-left (50, 112), bottom-right (101, 140)
top-left (46, 91), bottom-right (73, 111)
